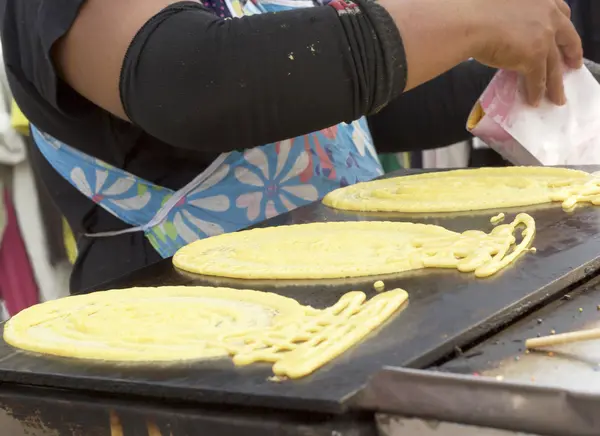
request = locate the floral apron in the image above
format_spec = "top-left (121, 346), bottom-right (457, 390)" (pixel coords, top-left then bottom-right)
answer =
top-left (31, 0), bottom-right (383, 259)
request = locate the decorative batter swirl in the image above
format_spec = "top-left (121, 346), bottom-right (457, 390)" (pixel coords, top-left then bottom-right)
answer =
top-left (173, 214), bottom-right (536, 279)
top-left (4, 286), bottom-right (408, 379)
top-left (322, 167), bottom-right (600, 213)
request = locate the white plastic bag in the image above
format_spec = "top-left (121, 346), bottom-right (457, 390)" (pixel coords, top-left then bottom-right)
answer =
top-left (467, 66), bottom-right (600, 165)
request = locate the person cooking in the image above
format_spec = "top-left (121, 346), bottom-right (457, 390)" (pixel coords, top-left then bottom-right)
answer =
top-left (0, 0), bottom-right (585, 293)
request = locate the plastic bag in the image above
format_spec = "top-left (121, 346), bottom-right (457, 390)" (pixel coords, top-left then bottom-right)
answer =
top-left (467, 66), bottom-right (600, 165)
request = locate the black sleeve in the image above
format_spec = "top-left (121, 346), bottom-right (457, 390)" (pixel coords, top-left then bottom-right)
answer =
top-left (584, 2), bottom-right (600, 62)
top-left (585, 58), bottom-right (600, 80)
top-left (0, 0), bottom-right (86, 112)
top-left (120, 1), bottom-right (407, 152)
top-left (368, 61), bottom-right (496, 153)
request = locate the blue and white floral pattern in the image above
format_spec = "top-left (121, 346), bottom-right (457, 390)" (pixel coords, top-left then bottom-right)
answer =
top-left (31, 0), bottom-right (384, 259)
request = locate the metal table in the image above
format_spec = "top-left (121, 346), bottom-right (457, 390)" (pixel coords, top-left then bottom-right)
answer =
top-left (2, 167), bottom-right (600, 435)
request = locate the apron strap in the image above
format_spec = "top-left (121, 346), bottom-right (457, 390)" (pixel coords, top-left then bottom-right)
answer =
top-left (84, 152), bottom-right (231, 237)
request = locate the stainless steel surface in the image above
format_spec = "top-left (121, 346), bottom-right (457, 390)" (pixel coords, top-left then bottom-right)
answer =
top-left (376, 414), bottom-right (538, 436)
top-left (358, 367), bottom-right (600, 436)
top-left (364, 270), bottom-right (600, 435)
top-left (440, 273), bottom-right (600, 391)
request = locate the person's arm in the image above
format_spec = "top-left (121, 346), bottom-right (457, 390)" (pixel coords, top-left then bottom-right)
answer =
top-left (40, 0), bottom-right (583, 153)
top-left (56, 0), bottom-right (492, 152)
top-left (55, 0), bottom-right (410, 151)
top-left (368, 61), bottom-right (496, 153)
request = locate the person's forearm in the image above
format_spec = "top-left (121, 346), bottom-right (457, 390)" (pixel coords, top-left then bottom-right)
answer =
top-left (379, 0), bottom-right (478, 90)
top-left (368, 61), bottom-right (496, 153)
top-left (56, 0), bottom-right (582, 155)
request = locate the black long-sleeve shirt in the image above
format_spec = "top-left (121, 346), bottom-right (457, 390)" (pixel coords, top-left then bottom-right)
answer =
top-left (569, 0), bottom-right (600, 63)
top-left (0, 0), bottom-right (495, 292)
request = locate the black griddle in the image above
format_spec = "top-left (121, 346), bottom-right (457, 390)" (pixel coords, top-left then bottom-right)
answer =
top-left (1, 168), bottom-right (600, 415)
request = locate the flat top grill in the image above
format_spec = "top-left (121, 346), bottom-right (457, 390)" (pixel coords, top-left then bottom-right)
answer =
top-left (1, 169), bottom-right (599, 415)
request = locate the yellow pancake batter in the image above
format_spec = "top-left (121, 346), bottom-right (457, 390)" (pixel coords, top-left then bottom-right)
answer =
top-left (173, 213), bottom-right (535, 280)
top-left (3, 286), bottom-right (408, 379)
top-left (322, 167), bottom-right (599, 213)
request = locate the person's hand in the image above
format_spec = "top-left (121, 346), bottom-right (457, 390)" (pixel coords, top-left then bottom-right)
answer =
top-left (381, 0), bottom-right (582, 106)
top-left (472, 0), bottom-right (583, 107)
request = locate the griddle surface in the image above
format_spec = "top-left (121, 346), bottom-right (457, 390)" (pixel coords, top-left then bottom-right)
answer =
top-left (1, 169), bottom-right (600, 413)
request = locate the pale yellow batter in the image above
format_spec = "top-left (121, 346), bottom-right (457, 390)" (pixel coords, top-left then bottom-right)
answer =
top-left (373, 280), bottom-right (385, 292)
top-left (490, 213), bottom-right (506, 224)
top-left (322, 167), bottom-right (599, 213)
top-left (3, 286), bottom-right (408, 379)
top-left (173, 213), bottom-right (535, 280)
